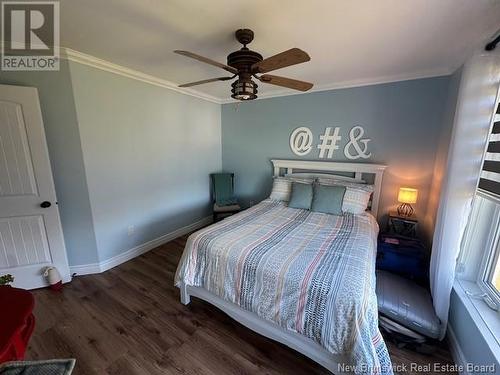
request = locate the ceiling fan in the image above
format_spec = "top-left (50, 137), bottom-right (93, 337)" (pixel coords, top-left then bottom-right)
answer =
top-left (174, 29), bottom-right (313, 100)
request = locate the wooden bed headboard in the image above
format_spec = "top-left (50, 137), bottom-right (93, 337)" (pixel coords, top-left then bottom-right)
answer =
top-left (271, 159), bottom-right (387, 218)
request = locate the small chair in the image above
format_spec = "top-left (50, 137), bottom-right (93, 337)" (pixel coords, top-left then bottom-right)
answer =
top-left (211, 173), bottom-right (240, 222)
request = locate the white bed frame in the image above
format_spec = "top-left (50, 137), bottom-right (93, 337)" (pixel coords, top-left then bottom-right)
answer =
top-left (179, 159), bottom-right (387, 374)
top-left (271, 159), bottom-right (387, 218)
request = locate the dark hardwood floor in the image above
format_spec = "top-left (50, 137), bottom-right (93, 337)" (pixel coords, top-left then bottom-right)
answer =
top-left (27, 235), bottom-right (456, 374)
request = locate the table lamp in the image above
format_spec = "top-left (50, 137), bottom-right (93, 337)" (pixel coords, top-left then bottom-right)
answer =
top-left (397, 187), bottom-right (418, 217)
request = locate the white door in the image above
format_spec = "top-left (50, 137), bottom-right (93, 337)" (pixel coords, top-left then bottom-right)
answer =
top-left (0, 84), bottom-right (70, 289)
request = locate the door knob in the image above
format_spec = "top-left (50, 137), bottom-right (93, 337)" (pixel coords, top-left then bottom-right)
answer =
top-left (40, 201), bottom-right (51, 208)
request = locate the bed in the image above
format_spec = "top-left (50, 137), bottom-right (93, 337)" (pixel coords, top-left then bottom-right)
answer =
top-left (175, 160), bottom-right (392, 374)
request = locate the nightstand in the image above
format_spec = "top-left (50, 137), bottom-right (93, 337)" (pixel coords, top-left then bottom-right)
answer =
top-left (377, 233), bottom-right (429, 286)
top-left (387, 211), bottom-right (418, 238)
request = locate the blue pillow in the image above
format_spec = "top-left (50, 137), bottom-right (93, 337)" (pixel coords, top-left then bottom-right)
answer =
top-left (288, 182), bottom-right (313, 210)
top-left (311, 184), bottom-right (346, 215)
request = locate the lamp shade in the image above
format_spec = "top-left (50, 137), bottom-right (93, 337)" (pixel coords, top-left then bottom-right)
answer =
top-left (398, 187), bottom-right (418, 204)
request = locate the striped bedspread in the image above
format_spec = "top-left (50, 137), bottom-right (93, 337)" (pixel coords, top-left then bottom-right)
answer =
top-left (175, 200), bottom-right (393, 374)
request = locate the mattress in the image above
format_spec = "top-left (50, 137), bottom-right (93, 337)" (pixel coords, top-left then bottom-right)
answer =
top-left (175, 199), bottom-right (393, 374)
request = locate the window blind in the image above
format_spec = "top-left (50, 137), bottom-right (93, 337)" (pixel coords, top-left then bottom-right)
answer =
top-left (479, 103), bottom-right (500, 195)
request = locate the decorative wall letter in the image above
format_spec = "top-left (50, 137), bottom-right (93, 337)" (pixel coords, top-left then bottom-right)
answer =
top-left (317, 127), bottom-right (342, 159)
top-left (290, 127), bottom-right (313, 156)
top-left (344, 126), bottom-right (372, 159)
top-left (289, 125), bottom-right (372, 159)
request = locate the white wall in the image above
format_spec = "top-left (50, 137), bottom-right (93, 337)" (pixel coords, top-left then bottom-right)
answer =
top-left (423, 67), bottom-right (462, 244)
top-left (68, 61), bottom-right (221, 262)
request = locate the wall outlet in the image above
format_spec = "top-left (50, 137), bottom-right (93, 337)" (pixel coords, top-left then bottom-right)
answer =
top-left (127, 225), bottom-right (135, 236)
top-left (249, 201), bottom-right (255, 206)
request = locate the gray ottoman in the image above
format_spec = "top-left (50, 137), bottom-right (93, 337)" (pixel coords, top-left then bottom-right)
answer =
top-left (376, 270), bottom-right (441, 340)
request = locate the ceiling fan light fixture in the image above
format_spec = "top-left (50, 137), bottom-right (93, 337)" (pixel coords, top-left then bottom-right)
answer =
top-left (175, 28), bottom-right (313, 99)
top-left (231, 78), bottom-right (258, 100)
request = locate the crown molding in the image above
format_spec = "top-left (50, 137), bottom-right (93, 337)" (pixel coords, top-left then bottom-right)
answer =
top-left (0, 42), bottom-right (222, 103)
top-left (2, 43), bottom-right (455, 104)
top-left (61, 48), bottom-right (222, 104)
top-left (220, 66), bottom-right (456, 104)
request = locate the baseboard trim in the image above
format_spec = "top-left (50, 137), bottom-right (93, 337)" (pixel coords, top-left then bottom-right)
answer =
top-left (70, 216), bottom-right (212, 276)
top-left (69, 262), bottom-right (101, 276)
top-left (447, 325), bottom-right (469, 375)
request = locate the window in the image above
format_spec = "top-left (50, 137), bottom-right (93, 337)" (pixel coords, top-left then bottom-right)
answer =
top-left (476, 191), bottom-right (500, 307)
top-left (458, 101), bottom-right (500, 310)
top-left (478, 103), bottom-right (500, 305)
top-left (489, 243), bottom-right (500, 292)
top-left (482, 209), bottom-right (500, 296)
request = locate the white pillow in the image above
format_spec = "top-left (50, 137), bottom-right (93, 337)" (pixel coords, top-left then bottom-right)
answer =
top-left (269, 177), bottom-right (292, 201)
top-left (342, 188), bottom-right (372, 214)
top-left (269, 177), bottom-right (313, 202)
top-left (317, 178), bottom-right (373, 214)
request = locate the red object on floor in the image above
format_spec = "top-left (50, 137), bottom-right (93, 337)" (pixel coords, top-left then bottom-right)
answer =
top-left (49, 280), bottom-right (63, 292)
top-left (0, 285), bottom-right (35, 364)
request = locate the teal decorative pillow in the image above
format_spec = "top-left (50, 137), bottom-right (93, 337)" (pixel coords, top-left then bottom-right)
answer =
top-left (288, 182), bottom-right (313, 210)
top-left (311, 184), bottom-right (346, 215)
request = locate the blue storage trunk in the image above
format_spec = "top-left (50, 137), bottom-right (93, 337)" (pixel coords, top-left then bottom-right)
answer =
top-left (376, 234), bottom-right (429, 286)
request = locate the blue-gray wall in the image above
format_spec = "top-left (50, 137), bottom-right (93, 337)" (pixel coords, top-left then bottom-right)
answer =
top-left (0, 60), bottom-right (99, 266)
top-left (448, 288), bottom-right (499, 370)
top-left (68, 61), bottom-right (221, 262)
top-left (1, 59), bottom-right (221, 266)
top-left (221, 76), bottom-right (452, 236)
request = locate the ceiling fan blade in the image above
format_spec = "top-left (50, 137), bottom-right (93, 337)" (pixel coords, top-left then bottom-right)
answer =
top-left (252, 48), bottom-right (310, 74)
top-left (174, 50), bottom-right (238, 74)
top-left (257, 74), bottom-right (313, 91)
top-left (178, 76), bottom-right (234, 88)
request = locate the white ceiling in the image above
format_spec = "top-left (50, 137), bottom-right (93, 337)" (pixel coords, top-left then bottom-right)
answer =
top-left (60, 0), bottom-right (500, 101)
